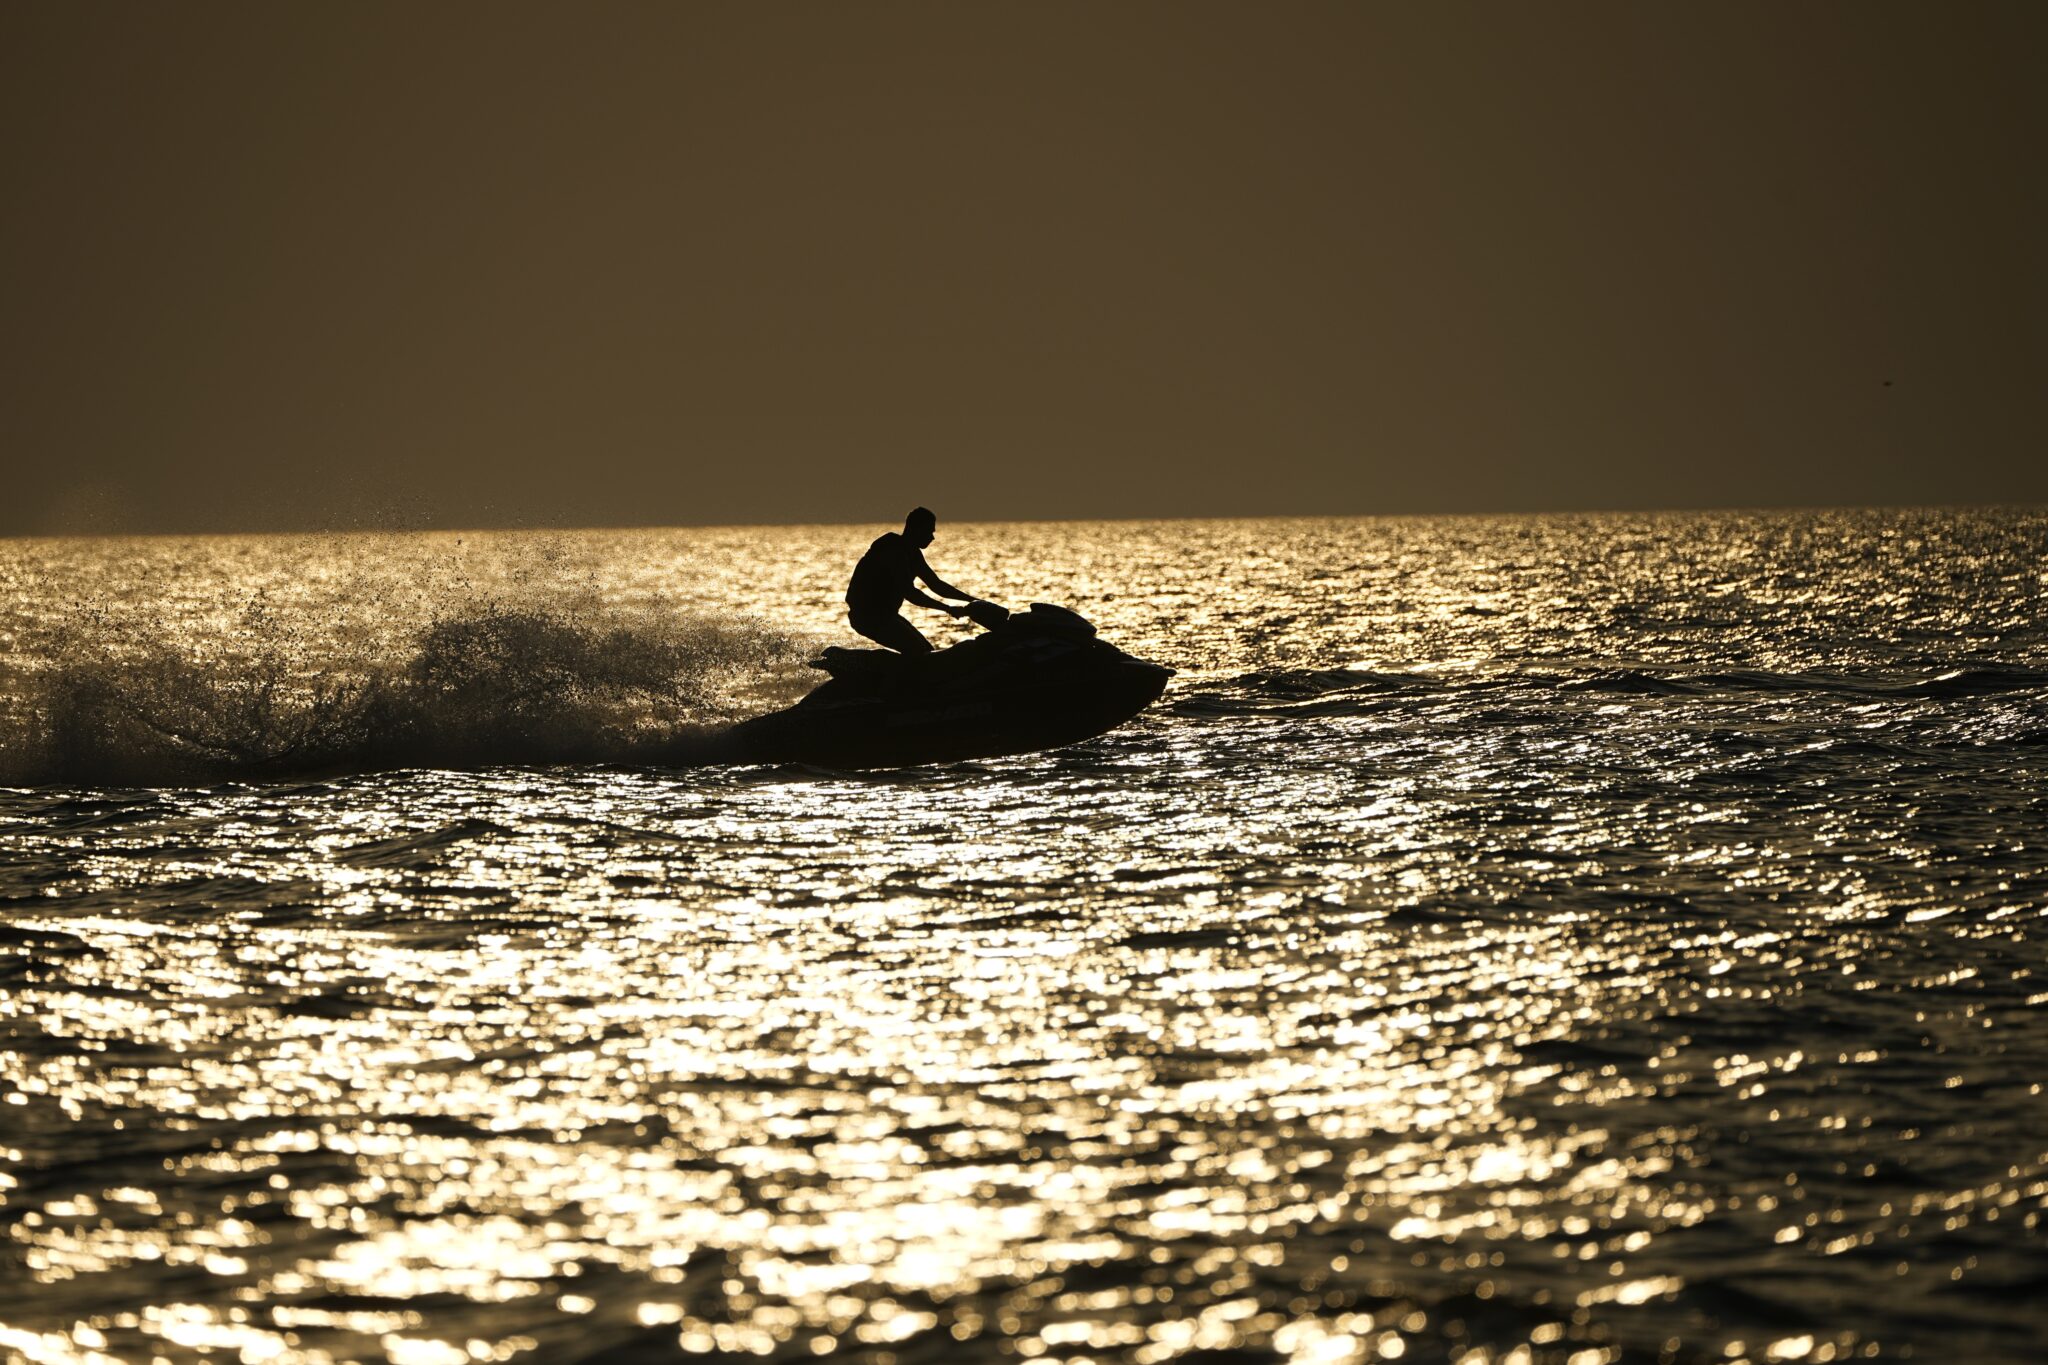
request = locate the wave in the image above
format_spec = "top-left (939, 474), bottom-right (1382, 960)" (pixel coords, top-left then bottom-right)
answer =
top-left (0, 605), bottom-right (809, 786)
top-left (1565, 664), bottom-right (2048, 700)
top-left (1173, 660), bottom-right (2048, 721)
top-left (1169, 666), bottom-right (1444, 718)
top-left (1560, 669), bottom-right (1700, 696)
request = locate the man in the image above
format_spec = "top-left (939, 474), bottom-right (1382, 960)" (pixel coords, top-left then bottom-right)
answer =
top-left (845, 507), bottom-right (977, 654)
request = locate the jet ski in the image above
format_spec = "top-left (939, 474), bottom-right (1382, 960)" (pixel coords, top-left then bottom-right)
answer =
top-left (720, 602), bottom-right (1173, 768)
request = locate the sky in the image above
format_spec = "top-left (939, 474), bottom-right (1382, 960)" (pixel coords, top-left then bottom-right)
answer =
top-left (3, 2), bottom-right (2043, 536)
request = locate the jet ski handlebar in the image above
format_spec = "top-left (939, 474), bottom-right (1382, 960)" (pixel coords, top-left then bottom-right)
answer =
top-left (964, 599), bottom-right (1013, 631)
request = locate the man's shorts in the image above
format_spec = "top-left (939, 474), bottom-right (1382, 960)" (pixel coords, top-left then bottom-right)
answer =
top-left (847, 608), bottom-right (933, 655)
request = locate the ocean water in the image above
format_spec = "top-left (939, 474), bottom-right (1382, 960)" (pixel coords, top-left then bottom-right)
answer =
top-left (2, 508), bottom-right (2046, 1365)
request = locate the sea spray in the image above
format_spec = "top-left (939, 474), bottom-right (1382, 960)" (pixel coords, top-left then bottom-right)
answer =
top-left (0, 536), bottom-right (814, 785)
top-left (4, 604), bottom-right (807, 785)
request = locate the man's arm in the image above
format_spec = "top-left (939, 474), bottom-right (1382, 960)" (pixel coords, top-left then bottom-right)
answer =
top-left (912, 550), bottom-right (974, 603)
top-left (902, 586), bottom-right (959, 614)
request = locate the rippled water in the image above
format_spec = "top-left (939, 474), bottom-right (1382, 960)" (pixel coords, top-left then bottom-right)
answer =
top-left (3, 509), bottom-right (2046, 1365)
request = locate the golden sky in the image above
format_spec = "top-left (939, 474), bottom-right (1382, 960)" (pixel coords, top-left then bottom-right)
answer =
top-left (3, 2), bottom-right (2043, 534)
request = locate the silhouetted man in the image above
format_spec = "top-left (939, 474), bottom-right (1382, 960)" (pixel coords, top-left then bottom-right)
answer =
top-left (846, 507), bottom-right (976, 654)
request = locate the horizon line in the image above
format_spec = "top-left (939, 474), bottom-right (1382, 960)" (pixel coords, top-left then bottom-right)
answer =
top-left (3, 498), bottom-right (2040, 544)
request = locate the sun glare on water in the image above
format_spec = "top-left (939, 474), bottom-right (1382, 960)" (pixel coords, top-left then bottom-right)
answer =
top-left (3, 512), bottom-right (2046, 1363)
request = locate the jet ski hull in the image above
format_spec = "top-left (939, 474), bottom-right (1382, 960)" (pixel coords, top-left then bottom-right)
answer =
top-left (718, 608), bottom-right (1171, 768)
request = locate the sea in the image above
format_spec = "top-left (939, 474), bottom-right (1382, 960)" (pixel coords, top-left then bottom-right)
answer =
top-left (2, 508), bottom-right (2045, 1365)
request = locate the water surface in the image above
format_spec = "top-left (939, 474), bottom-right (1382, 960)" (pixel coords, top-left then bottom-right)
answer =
top-left (3, 509), bottom-right (2046, 1364)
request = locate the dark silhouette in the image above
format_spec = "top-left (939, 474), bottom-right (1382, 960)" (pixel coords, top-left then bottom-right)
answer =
top-left (846, 508), bottom-right (977, 654)
top-left (725, 599), bottom-right (1173, 767)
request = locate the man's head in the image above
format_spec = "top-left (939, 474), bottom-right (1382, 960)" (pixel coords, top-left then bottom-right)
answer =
top-left (905, 506), bottom-right (936, 547)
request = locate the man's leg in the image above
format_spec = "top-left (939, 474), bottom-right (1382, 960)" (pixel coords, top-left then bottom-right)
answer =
top-left (849, 610), bottom-right (933, 655)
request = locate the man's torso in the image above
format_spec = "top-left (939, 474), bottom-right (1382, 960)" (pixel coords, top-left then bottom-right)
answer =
top-left (847, 533), bottom-right (920, 614)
